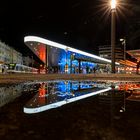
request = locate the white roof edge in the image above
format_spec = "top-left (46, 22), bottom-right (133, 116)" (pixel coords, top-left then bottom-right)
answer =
top-left (24, 36), bottom-right (120, 65)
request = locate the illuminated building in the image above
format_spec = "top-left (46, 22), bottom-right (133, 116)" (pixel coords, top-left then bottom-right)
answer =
top-left (24, 36), bottom-right (120, 74)
top-left (99, 45), bottom-right (124, 62)
top-left (0, 41), bottom-right (22, 65)
top-left (127, 49), bottom-right (140, 74)
top-left (127, 49), bottom-right (140, 62)
top-left (24, 81), bottom-right (112, 114)
top-left (0, 40), bottom-right (23, 73)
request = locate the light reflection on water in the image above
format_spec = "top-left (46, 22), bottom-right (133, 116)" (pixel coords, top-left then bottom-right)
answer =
top-left (0, 80), bottom-right (140, 115)
top-left (23, 80), bottom-right (140, 114)
top-left (0, 83), bottom-right (38, 108)
top-left (0, 84), bottom-right (23, 107)
top-left (24, 81), bottom-right (112, 114)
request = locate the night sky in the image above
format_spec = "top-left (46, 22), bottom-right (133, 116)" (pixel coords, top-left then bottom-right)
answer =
top-left (0, 0), bottom-right (140, 56)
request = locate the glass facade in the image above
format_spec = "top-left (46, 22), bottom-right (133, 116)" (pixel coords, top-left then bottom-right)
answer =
top-left (47, 46), bottom-right (97, 74)
top-left (24, 36), bottom-right (114, 74)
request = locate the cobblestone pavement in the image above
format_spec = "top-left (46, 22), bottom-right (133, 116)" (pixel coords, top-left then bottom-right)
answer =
top-left (0, 73), bottom-right (140, 85)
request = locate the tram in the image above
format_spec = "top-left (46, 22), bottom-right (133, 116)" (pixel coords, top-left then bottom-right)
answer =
top-left (7, 63), bottom-right (38, 74)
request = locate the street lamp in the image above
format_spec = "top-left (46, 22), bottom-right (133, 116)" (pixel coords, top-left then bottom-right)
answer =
top-left (111, 0), bottom-right (117, 9)
top-left (120, 38), bottom-right (126, 73)
top-left (110, 0), bottom-right (117, 73)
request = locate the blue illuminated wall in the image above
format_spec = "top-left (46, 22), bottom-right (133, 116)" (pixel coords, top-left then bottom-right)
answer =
top-left (48, 47), bottom-right (97, 73)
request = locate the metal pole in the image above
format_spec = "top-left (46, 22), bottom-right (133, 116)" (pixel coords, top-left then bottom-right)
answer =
top-left (124, 40), bottom-right (126, 61)
top-left (124, 39), bottom-right (126, 73)
top-left (31, 56), bottom-right (33, 67)
top-left (111, 9), bottom-right (116, 73)
top-left (12, 48), bottom-right (13, 63)
top-left (46, 46), bottom-right (49, 73)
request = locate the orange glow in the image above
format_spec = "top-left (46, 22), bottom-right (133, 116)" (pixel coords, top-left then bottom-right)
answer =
top-left (38, 83), bottom-right (46, 104)
top-left (38, 44), bottom-right (46, 63)
top-left (118, 83), bottom-right (140, 91)
top-left (39, 88), bottom-right (45, 97)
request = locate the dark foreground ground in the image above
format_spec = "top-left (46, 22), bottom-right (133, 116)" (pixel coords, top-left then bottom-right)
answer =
top-left (0, 90), bottom-right (140, 140)
top-left (0, 74), bottom-right (140, 140)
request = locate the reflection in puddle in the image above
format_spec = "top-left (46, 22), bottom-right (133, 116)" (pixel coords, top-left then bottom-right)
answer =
top-left (0, 83), bottom-right (38, 108)
top-left (1, 80), bottom-right (140, 140)
top-left (23, 81), bottom-right (140, 114)
top-left (0, 84), bottom-right (23, 107)
top-left (117, 82), bottom-right (140, 102)
top-left (24, 81), bottom-right (112, 114)
top-left (0, 80), bottom-right (140, 115)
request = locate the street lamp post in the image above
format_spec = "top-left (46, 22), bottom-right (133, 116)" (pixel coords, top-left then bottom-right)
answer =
top-left (120, 38), bottom-right (126, 73)
top-left (31, 55), bottom-right (33, 67)
top-left (111, 0), bottom-right (117, 73)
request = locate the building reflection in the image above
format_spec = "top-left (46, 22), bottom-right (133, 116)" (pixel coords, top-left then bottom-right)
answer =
top-left (24, 81), bottom-right (112, 114)
top-left (96, 81), bottom-right (140, 126)
top-left (38, 82), bottom-right (46, 105)
top-left (116, 82), bottom-right (140, 102)
top-left (117, 82), bottom-right (140, 91)
top-left (96, 86), bottom-right (126, 127)
top-left (0, 84), bottom-right (23, 107)
top-left (0, 83), bottom-right (40, 108)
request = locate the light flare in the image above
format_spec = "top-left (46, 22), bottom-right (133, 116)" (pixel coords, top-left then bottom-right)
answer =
top-left (111, 0), bottom-right (117, 9)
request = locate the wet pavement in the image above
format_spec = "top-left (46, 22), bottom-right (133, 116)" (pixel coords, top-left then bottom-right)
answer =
top-left (0, 73), bottom-right (140, 86)
top-left (0, 80), bottom-right (140, 140)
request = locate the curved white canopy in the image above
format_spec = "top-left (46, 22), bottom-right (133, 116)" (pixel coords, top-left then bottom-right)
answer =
top-left (24, 36), bottom-right (120, 65)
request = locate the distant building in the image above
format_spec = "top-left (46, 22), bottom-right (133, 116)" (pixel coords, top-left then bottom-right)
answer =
top-left (0, 40), bottom-right (23, 73)
top-left (23, 56), bottom-right (32, 66)
top-left (98, 45), bottom-right (124, 62)
top-left (0, 40), bottom-right (23, 65)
